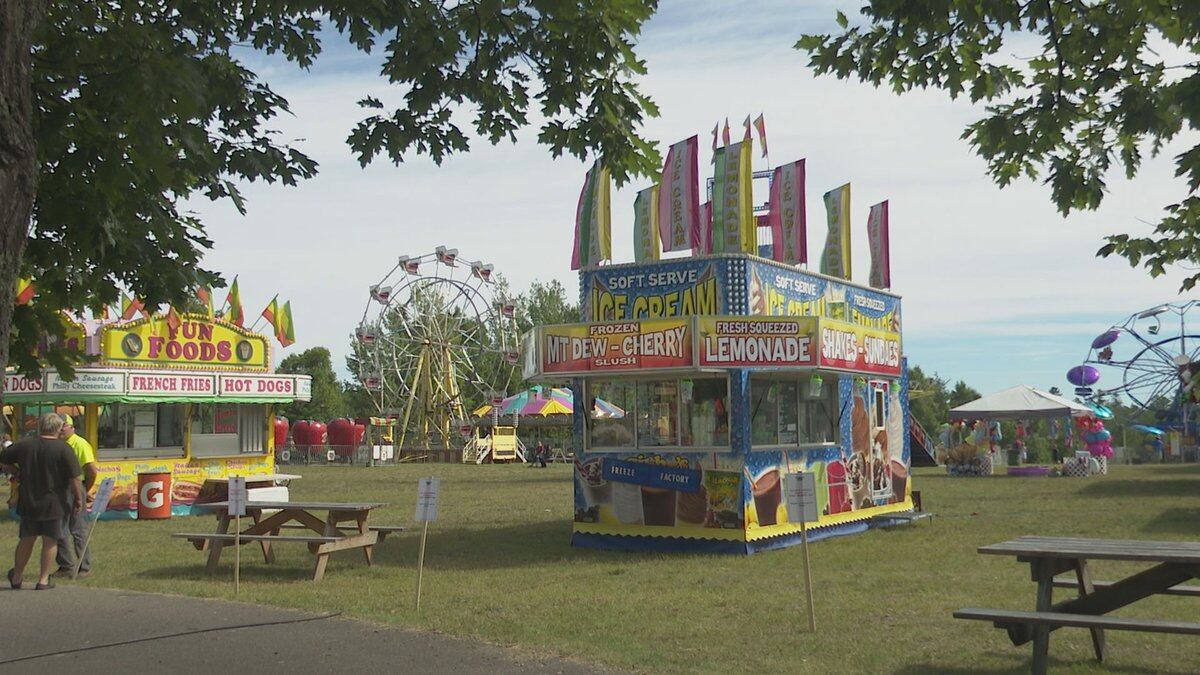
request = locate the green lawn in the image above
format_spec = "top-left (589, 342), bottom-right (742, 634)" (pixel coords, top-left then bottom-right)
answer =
top-left (14, 463), bottom-right (1199, 673)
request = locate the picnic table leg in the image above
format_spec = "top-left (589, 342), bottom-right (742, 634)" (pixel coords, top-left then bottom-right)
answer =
top-left (1073, 560), bottom-right (1106, 662)
top-left (356, 513), bottom-right (374, 566)
top-left (1031, 560), bottom-right (1055, 675)
top-left (205, 514), bottom-right (231, 573)
top-left (311, 512), bottom-right (337, 582)
top-left (253, 511), bottom-right (276, 564)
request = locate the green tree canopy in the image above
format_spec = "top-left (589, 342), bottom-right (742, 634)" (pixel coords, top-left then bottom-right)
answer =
top-left (799, 3), bottom-right (1200, 290)
top-left (277, 346), bottom-right (347, 422)
top-left (1, 1), bottom-right (661, 411)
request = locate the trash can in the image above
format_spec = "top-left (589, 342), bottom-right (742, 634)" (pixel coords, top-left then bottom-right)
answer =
top-left (137, 472), bottom-right (172, 519)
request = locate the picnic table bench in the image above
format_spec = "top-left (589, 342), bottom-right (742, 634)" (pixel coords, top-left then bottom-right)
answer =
top-left (174, 500), bottom-right (391, 581)
top-left (954, 536), bottom-right (1200, 674)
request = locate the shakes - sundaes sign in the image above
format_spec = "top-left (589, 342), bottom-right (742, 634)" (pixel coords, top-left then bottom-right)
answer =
top-left (818, 319), bottom-right (901, 376)
top-left (100, 315), bottom-right (269, 371)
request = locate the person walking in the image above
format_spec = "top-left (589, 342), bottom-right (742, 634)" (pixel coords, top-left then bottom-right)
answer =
top-left (0, 413), bottom-right (83, 590)
top-left (56, 414), bottom-right (97, 578)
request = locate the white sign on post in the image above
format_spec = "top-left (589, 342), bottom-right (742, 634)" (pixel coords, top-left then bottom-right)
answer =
top-left (90, 477), bottom-right (116, 518)
top-left (784, 472), bottom-right (819, 523)
top-left (415, 477), bottom-right (440, 522)
top-left (228, 476), bottom-right (247, 517)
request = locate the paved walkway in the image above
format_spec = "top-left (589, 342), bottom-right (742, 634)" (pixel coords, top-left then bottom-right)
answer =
top-left (0, 585), bottom-right (602, 674)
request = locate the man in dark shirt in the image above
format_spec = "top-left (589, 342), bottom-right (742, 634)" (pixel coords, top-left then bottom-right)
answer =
top-left (0, 413), bottom-right (83, 590)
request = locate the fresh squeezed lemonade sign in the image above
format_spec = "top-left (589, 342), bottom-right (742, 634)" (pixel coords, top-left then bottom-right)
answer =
top-left (101, 315), bottom-right (269, 371)
top-left (542, 319), bottom-right (692, 374)
top-left (698, 317), bottom-right (818, 367)
top-left (818, 319), bottom-right (901, 376)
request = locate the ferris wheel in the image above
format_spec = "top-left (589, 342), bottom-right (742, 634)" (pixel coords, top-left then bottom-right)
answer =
top-left (356, 247), bottom-right (520, 451)
top-left (1069, 301), bottom-right (1200, 430)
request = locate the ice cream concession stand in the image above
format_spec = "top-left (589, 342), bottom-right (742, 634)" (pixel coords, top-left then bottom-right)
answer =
top-left (3, 313), bottom-right (311, 518)
top-left (522, 254), bottom-right (913, 553)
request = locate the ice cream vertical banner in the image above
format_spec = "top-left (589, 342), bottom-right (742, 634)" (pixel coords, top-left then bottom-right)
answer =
top-left (657, 136), bottom-right (700, 253)
top-left (819, 183), bottom-right (851, 280)
top-left (633, 185), bottom-right (661, 263)
top-left (571, 160), bottom-right (611, 270)
top-left (712, 140), bottom-right (755, 254)
top-left (867, 200), bottom-right (890, 289)
top-left (768, 159), bottom-right (807, 265)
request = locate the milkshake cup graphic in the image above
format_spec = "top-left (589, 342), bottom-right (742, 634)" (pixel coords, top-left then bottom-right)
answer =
top-left (752, 469), bottom-right (782, 526)
top-left (611, 481), bottom-right (644, 524)
top-left (675, 486), bottom-right (708, 525)
top-left (640, 487), bottom-right (677, 526)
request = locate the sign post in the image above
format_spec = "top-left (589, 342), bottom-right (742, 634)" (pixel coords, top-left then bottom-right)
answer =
top-left (71, 477), bottom-right (115, 580)
top-left (413, 477), bottom-right (440, 613)
top-left (784, 471), bottom-right (819, 632)
top-left (228, 476), bottom-right (247, 595)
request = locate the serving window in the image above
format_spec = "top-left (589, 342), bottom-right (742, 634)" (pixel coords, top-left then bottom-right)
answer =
top-left (750, 374), bottom-right (839, 447)
top-left (190, 403), bottom-right (267, 458)
top-left (587, 377), bottom-right (728, 450)
top-left (97, 403), bottom-right (186, 460)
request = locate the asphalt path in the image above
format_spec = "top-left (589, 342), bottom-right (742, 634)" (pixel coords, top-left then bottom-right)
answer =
top-left (0, 585), bottom-right (604, 674)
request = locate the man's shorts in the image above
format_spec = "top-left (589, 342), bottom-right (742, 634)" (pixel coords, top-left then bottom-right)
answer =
top-left (18, 518), bottom-right (63, 539)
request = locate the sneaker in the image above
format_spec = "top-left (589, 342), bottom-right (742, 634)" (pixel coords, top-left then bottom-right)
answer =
top-left (75, 570), bottom-right (91, 579)
top-left (51, 568), bottom-right (73, 579)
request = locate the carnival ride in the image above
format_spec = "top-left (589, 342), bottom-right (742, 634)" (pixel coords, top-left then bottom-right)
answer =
top-left (1069, 301), bottom-right (1200, 432)
top-left (355, 247), bottom-right (520, 458)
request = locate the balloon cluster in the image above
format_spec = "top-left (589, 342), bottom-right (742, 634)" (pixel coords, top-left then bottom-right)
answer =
top-left (1074, 417), bottom-right (1113, 458)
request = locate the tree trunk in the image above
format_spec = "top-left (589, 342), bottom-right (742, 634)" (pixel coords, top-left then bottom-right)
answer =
top-left (0, 2), bottom-right (47, 422)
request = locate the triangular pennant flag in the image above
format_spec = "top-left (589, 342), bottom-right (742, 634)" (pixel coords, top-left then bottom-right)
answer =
top-left (15, 278), bottom-right (35, 306)
top-left (225, 277), bottom-right (244, 327)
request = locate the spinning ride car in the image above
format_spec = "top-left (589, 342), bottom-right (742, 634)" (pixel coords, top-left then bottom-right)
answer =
top-left (2, 312), bottom-right (311, 518)
top-left (523, 254), bottom-right (913, 553)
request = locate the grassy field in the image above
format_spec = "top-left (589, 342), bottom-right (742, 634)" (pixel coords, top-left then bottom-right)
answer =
top-left (8, 463), bottom-right (1199, 673)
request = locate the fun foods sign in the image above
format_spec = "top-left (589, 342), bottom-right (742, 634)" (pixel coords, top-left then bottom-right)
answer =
top-left (100, 315), bottom-right (270, 371)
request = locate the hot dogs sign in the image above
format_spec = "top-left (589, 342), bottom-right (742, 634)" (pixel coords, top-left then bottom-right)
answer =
top-left (100, 315), bottom-right (269, 371)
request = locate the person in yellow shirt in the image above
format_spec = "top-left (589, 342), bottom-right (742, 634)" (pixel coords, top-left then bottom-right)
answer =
top-left (56, 414), bottom-right (97, 577)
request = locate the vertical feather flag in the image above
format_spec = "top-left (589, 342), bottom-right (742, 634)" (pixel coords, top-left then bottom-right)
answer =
top-left (657, 136), bottom-right (700, 253)
top-left (693, 200), bottom-right (713, 255)
top-left (867, 200), bottom-right (891, 288)
top-left (820, 184), bottom-right (852, 279)
top-left (120, 293), bottom-right (145, 321)
top-left (15, 278), bottom-right (35, 305)
top-left (261, 295), bottom-right (280, 334)
top-left (165, 305), bottom-right (182, 332)
top-left (196, 286), bottom-right (213, 317)
top-left (722, 118), bottom-right (731, 147)
top-left (768, 159), bottom-right (807, 265)
top-left (742, 115), bottom-right (752, 141)
top-left (753, 114), bottom-right (768, 158)
top-left (277, 301), bottom-right (295, 347)
top-left (632, 185), bottom-right (661, 263)
top-left (570, 160), bottom-right (611, 270)
top-left (710, 141), bottom-right (755, 254)
top-left (225, 277), bottom-right (244, 326)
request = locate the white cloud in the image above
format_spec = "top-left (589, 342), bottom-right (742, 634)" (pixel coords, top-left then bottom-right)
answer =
top-left (188, 0), bottom-right (1199, 393)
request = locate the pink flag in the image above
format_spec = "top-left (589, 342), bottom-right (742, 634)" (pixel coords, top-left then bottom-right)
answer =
top-left (768, 159), bottom-right (807, 265)
top-left (743, 115), bottom-right (752, 141)
top-left (658, 136), bottom-right (700, 253)
top-left (753, 114), bottom-right (767, 158)
top-left (722, 118), bottom-right (731, 146)
top-left (693, 200), bottom-right (713, 255)
top-left (867, 200), bottom-right (891, 288)
top-left (711, 122), bottom-right (719, 164)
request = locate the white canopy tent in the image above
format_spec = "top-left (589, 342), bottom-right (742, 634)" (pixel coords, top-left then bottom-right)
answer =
top-left (949, 385), bottom-right (1094, 421)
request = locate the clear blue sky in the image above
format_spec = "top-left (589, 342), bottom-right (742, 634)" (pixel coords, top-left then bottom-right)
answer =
top-left (189, 1), bottom-right (1196, 395)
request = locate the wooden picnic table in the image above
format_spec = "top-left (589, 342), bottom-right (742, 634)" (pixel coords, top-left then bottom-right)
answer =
top-left (954, 536), bottom-right (1200, 673)
top-left (175, 500), bottom-right (394, 581)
